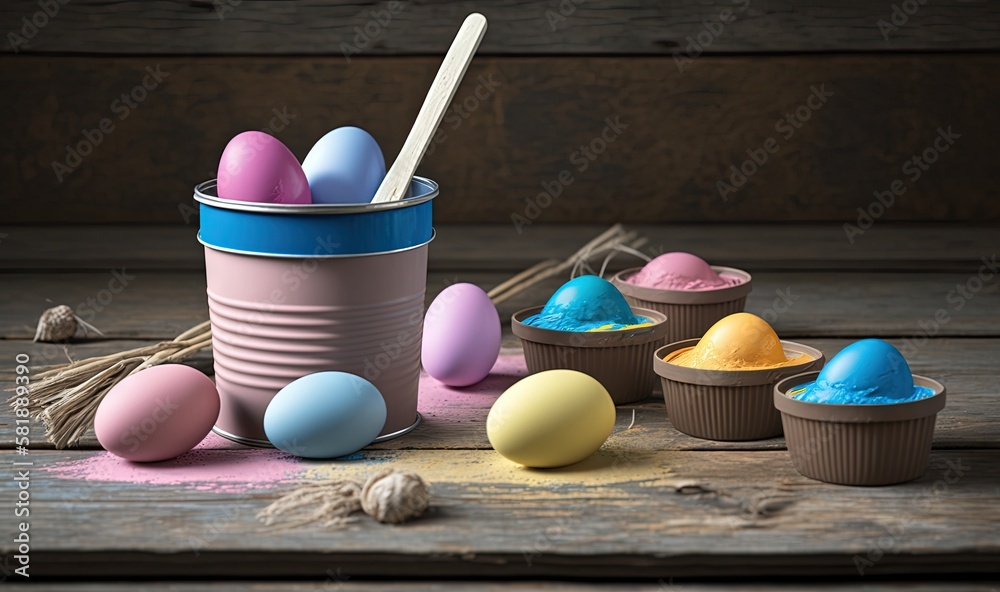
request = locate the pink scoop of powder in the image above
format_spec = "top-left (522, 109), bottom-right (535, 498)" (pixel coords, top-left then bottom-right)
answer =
top-left (626, 252), bottom-right (742, 291)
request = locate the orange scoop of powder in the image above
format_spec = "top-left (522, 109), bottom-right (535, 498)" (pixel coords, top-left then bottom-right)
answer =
top-left (665, 312), bottom-right (812, 370)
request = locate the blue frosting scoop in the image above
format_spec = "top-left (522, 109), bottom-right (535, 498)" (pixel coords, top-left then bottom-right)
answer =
top-left (524, 275), bottom-right (645, 332)
top-left (791, 339), bottom-right (935, 405)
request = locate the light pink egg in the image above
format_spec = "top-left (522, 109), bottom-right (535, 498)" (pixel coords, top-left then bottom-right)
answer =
top-left (94, 364), bottom-right (220, 462)
top-left (422, 283), bottom-right (501, 387)
top-left (217, 131), bottom-right (311, 204)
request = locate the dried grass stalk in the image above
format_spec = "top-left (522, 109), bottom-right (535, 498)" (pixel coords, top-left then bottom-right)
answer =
top-left (488, 224), bottom-right (647, 305)
top-left (11, 320), bottom-right (213, 448)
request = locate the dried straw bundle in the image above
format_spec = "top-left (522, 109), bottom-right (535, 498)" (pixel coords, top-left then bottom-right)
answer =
top-left (18, 321), bottom-right (212, 448)
top-left (486, 223), bottom-right (647, 304)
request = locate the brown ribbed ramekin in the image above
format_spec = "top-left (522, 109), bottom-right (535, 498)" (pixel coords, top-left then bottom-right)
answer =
top-left (774, 371), bottom-right (946, 486)
top-left (611, 267), bottom-right (752, 344)
top-left (653, 339), bottom-right (824, 441)
top-left (511, 307), bottom-right (668, 405)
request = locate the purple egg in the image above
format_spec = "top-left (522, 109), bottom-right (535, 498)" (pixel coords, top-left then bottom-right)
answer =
top-left (422, 283), bottom-right (501, 387)
top-left (217, 131), bottom-right (311, 204)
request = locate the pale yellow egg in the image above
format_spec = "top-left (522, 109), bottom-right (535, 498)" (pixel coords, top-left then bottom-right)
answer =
top-left (486, 369), bottom-right (615, 468)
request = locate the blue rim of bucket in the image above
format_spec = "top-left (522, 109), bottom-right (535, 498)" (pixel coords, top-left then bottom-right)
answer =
top-left (194, 177), bottom-right (437, 258)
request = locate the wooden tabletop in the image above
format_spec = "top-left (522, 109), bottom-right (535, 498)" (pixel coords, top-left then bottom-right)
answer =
top-left (1, 223), bottom-right (998, 589)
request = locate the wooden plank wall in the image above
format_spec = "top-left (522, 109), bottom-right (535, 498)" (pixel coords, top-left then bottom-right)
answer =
top-left (1, 1), bottom-right (998, 224)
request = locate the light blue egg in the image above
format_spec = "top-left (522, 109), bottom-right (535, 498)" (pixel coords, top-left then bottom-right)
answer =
top-left (793, 339), bottom-right (934, 405)
top-left (302, 127), bottom-right (386, 204)
top-left (525, 275), bottom-right (641, 331)
top-left (263, 371), bottom-right (386, 458)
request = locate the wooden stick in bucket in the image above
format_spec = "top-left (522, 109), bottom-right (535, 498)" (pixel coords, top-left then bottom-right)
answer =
top-left (371, 13), bottom-right (488, 203)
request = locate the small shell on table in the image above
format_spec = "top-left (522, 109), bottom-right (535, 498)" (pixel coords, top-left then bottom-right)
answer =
top-left (33, 305), bottom-right (102, 343)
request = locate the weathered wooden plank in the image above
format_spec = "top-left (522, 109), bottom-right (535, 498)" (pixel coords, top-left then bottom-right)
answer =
top-left (2, 338), bottom-right (997, 451)
top-left (0, 340), bottom-right (216, 378)
top-left (1, 225), bottom-right (997, 272)
top-left (7, 582), bottom-right (998, 591)
top-left (0, 272), bottom-right (210, 341)
top-left (3, 449), bottom-right (997, 578)
top-left (0, 226), bottom-right (204, 270)
top-left (2, 55), bottom-right (998, 224)
top-left (1, 270), bottom-right (998, 341)
top-left (0, 271), bottom-right (484, 340)
top-left (2, 0), bottom-right (998, 55)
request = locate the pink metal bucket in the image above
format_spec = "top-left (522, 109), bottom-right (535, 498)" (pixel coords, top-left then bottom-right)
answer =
top-left (194, 177), bottom-right (437, 446)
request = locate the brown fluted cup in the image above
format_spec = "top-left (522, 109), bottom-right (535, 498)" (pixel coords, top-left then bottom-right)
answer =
top-left (775, 371), bottom-right (946, 486)
top-left (511, 307), bottom-right (668, 405)
top-left (611, 267), bottom-right (752, 344)
top-left (654, 339), bottom-right (825, 441)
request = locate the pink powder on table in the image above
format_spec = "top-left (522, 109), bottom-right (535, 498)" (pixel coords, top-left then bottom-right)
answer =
top-left (45, 433), bottom-right (304, 493)
top-left (418, 352), bottom-right (527, 417)
top-left (626, 252), bottom-right (743, 291)
top-left (44, 354), bottom-right (531, 492)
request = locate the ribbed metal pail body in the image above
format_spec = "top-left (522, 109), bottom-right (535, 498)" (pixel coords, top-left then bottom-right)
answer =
top-left (194, 177), bottom-right (437, 445)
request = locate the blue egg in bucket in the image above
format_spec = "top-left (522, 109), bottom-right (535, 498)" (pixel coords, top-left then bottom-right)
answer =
top-left (790, 339), bottom-right (935, 405)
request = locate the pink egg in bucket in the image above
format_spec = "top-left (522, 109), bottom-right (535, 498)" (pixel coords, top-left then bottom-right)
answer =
top-left (217, 131), bottom-right (311, 204)
top-left (193, 177), bottom-right (437, 446)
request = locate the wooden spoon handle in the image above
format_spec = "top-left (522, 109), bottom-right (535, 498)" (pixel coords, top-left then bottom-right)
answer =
top-left (371, 13), bottom-right (488, 203)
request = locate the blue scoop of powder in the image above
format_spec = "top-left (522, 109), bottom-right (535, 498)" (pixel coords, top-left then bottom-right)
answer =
top-left (524, 275), bottom-right (645, 332)
top-left (792, 339), bottom-right (935, 405)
